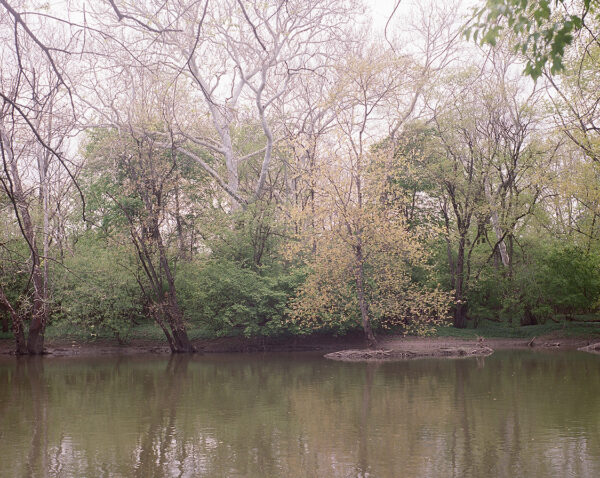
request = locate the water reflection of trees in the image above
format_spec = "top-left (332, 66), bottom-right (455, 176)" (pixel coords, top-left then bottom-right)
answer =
top-left (0, 352), bottom-right (600, 477)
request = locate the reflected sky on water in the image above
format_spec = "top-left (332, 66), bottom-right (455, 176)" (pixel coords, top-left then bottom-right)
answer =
top-left (1, 350), bottom-right (599, 477)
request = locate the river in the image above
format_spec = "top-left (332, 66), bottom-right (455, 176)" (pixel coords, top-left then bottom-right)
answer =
top-left (0, 350), bottom-right (599, 477)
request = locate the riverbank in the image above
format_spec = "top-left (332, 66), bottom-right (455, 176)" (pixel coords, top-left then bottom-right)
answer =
top-left (0, 332), bottom-right (597, 357)
top-left (0, 333), bottom-right (367, 356)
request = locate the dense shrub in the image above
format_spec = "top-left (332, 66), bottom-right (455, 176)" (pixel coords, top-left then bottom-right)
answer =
top-left (176, 258), bottom-right (304, 337)
top-left (53, 234), bottom-right (143, 342)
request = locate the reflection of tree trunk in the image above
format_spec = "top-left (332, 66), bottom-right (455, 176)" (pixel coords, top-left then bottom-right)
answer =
top-left (454, 360), bottom-right (473, 475)
top-left (476, 356), bottom-right (486, 369)
top-left (358, 362), bottom-right (379, 477)
top-left (134, 356), bottom-right (190, 478)
top-left (20, 357), bottom-right (49, 478)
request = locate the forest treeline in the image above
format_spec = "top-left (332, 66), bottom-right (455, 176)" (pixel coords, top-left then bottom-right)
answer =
top-left (1, 0), bottom-right (600, 353)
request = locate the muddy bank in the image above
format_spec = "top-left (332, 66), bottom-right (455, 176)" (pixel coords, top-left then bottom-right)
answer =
top-left (0, 333), bottom-right (367, 357)
top-left (325, 345), bottom-right (494, 362)
top-left (379, 336), bottom-right (596, 351)
top-left (325, 336), bottom-right (600, 362)
top-left (579, 342), bottom-right (600, 354)
top-left (0, 334), bottom-right (596, 357)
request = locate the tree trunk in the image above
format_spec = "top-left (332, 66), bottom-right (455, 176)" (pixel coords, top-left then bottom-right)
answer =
top-left (354, 244), bottom-right (377, 348)
top-left (1, 313), bottom-right (8, 333)
top-left (0, 285), bottom-right (27, 354)
top-left (174, 181), bottom-right (188, 260)
top-left (521, 304), bottom-right (538, 326)
top-left (454, 301), bottom-right (468, 329)
top-left (2, 125), bottom-right (48, 354)
top-left (1, 123), bottom-right (49, 354)
top-left (164, 301), bottom-right (195, 353)
top-left (442, 202), bottom-right (455, 290)
top-left (453, 235), bottom-right (468, 329)
top-left (27, 258), bottom-right (48, 354)
top-left (485, 181), bottom-right (510, 267)
top-left (155, 225), bottom-right (195, 353)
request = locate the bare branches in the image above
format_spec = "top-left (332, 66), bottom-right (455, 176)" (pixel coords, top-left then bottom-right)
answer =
top-left (0, 0), bottom-right (71, 96)
top-left (384, 0), bottom-right (402, 53)
top-left (0, 91), bottom-right (86, 221)
top-left (106, 0), bottom-right (182, 34)
top-left (172, 145), bottom-right (247, 207)
top-left (75, 0), bottom-right (362, 210)
top-left (236, 0), bottom-right (267, 52)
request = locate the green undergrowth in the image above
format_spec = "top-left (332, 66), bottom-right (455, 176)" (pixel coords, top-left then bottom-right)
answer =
top-left (436, 316), bottom-right (600, 339)
top-left (42, 321), bottom-right (216, 343)
top-left (3, 315), bottom-right (600, 345)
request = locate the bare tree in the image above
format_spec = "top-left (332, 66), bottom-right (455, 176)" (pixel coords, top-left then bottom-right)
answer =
top-left (0, 14), bottom-right (77, 353)
top-left (80, 0), bottom-right (362, 209)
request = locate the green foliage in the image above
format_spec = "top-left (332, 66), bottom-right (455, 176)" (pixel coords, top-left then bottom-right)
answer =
top-left (541, 244), bottom-right (600, 315)
top-left (176, 258), bottom-right (304, 337)
top-left (169, 194), bottom-right (306, 338)
top-left (436, 316), bottom-right (600, 338)
top-left (209, 202), bottom-right (281, 270)
top-left (53, 234), bottom-right (143, 342)
top-left (0, 237), bottom-right (31, 310)
top-left (467, 0), bottom-right (597, 79)
top-left (463, 238), bottom-right (600, 326)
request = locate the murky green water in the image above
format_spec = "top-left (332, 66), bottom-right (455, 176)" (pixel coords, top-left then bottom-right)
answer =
top-left (1, 350), bottom-right (599, 477)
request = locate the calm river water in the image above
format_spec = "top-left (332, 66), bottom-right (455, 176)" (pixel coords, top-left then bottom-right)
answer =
top-left (1, 350), bottom-right (599, 477)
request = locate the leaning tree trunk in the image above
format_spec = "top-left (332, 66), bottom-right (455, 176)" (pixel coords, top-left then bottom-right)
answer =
top-left (156, 226), bottom-right (195, 353)
top-left (129, 211), bottom-right (195, 353)
top-left (163, 299), bottom-right (195, 353)
top-left (150, 297), bottom-right (195, 354)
